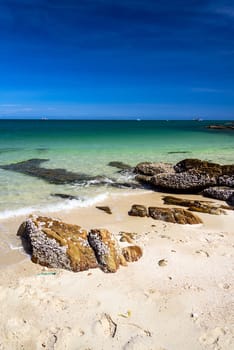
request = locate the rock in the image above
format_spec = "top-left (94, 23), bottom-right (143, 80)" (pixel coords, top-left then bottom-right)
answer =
top-left (202, 187), bottom-right (234, 201)
top-left (148, 207), bottom-right (202, 224)
top-left (0, 158), bottom-right (111, 185)
top-left (110, 182), bottom-right (143, 189)
top-left (218, 175), bottom-right (234, 187)
top-left (108, 161), bottom-right (132, 171)
top-left (122, 246), bottom-right (143, 262)
top-left (151, 170), bottom-right (217, 193)
top-left (96, 206), bottom-right (112, 215)
top-left (158, 259), bottom-right (168, 267)
top-left (134, 162), bottom-right (174, 176)
top-left (174, 158), bottom-right (234, 177)
top-left (88, 229), bottom-right (126, 272)
top-left (228, 193), bottom-right (234, 206)
top-left (188, 205), bottom-right (225, 215)
top-left (135, 174), bottom-right (153, 185)
top-left (51, 193), bottom-right (80, 200)
top-left (174, 159), bottom-right (223, 176)
top-left (162, 195), bottom-right (210, 207)
top-left (128, 204), bottom-right (148, 217)
top-left (163, 195), bottom-right (226, 215)
top-left (17, 216), bottom-right (98, 272)
top-left (17, 216), bottom-right (143, 273)
top-left (119, 232), bottom-right (136, 244)
top-left (207, 124), bottom-right (234, 130)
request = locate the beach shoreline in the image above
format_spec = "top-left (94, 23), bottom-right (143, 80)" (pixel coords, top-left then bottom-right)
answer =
top-left (0, 189), bottom-right (233, 349)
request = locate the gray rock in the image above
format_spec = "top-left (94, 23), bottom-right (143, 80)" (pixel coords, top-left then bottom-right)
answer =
top-left (150, 170), bottom-right (217, 193)
top-left (218, 175), bottom-right (234, 187)
top-left (134, 162), bottom-right (174, 176)
top-left (202, 187), bottom-right (234, 201)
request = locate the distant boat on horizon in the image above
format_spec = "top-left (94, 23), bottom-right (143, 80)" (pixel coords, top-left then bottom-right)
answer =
top-left (41, 117), bottom-right (48, 120)
top-left (193, 117), bottom-right (203, 122)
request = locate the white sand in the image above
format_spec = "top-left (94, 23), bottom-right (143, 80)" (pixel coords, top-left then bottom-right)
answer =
top-left (0, 191), bottom-right (233, 350)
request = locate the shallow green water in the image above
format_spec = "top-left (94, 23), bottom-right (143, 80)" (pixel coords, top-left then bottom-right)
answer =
top-left (0, 119), bottom-right (233, 218)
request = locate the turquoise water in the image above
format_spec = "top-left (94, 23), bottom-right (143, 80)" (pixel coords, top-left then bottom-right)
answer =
top-left (0, 120), bottom-right (233, 218)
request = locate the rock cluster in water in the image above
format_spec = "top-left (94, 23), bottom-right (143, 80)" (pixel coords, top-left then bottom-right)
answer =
top-left (17, 216), bottom-right (142, 273)
top-left (134, 158), bottom-right (234, 202)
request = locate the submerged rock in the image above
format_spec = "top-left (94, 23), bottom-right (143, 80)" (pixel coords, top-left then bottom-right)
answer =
top-left (17, 216), bottom-right (142, 273)
top-left (207, 124), bottom-right (234, 130)
top-left (108, 161), bottom-right (132, 171)
top-left (148, 207), bottom-right (202, 224)
top-left (128, 204), bottom-right (148, 217)
top-left (0, 158), bottom-right (108, 185)
top-left (51, 193), bottom-right (80, 200)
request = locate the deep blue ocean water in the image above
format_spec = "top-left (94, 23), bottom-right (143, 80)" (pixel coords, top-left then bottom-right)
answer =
top-left (0, 119), bottom-right (233, 218)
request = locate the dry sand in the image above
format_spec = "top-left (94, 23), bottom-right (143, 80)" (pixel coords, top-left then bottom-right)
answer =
top-left (0, 190), bottom-right (233, 350)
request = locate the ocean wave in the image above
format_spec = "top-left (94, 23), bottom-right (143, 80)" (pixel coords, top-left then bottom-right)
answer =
top-left (0, 192), bottom-right (109, 220)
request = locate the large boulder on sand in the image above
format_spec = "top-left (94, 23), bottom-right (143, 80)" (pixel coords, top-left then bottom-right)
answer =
top-left (17, 216), bottom-right (143, 273)
top-left (17, 216), bottom-right (98, 272)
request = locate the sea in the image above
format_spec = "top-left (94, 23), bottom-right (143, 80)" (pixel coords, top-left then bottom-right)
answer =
top-left (0, 119), bottom-right (233, 220)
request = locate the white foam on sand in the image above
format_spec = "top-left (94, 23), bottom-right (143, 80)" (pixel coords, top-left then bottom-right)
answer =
top-left (0, 192), bottom-right (109, 220)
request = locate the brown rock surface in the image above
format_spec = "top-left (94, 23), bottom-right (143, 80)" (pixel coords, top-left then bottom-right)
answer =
top-left (17, 216), bottom-right (97, 272)
top-left (17, 216), bottom-right (143, 273)
top-left (134, 162), bottom-right (174, 176)
top-left (128, 204), bottom-right (148, 217)
top-left (96, 206), bottom-right (112, 214)
top-left (122, 246), bottom-right (143, 262)
top-left (162, 195), bottom-right (227, 215)
top-left (88, 229), bottom-right (126, 273)
top-left (148, 207), bottom-right (202, 224)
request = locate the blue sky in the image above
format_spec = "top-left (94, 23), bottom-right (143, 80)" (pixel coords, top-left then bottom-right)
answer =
top-left (0, 0), bottom-right (234, 119)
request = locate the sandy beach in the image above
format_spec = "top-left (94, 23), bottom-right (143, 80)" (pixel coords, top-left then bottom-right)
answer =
top-left (0, 190), bottom-right (233, 350)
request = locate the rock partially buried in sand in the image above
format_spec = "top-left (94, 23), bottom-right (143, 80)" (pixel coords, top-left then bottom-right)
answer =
top-left (88, 229), bottom-right (125, 273)
top-left (17, 216), bottom-right (143, 273)
top-left (96, 206), bottom-right (112, 215)
top-left (128, 204), bottom-right (148, 217)
top-left (122, 246), bottom-right (143, 262)
top-left (148, 207), bottom-right (202, 224)
top-left (163, 195), bottom-right (227, 215)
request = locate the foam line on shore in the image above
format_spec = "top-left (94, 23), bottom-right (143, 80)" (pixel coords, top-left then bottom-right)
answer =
top-left (0, 192), bottom-right (110, 220)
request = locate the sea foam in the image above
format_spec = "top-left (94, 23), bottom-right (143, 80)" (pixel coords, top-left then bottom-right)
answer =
top-left (0, 193), bottom-right (109, 220)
